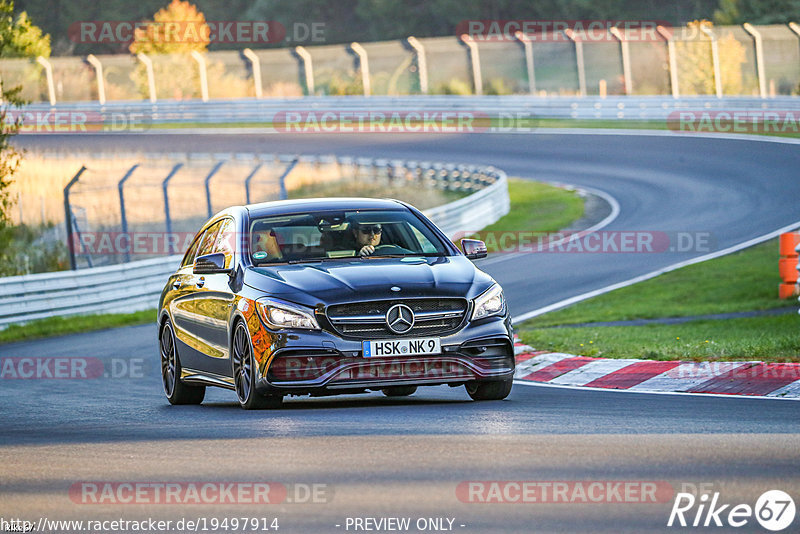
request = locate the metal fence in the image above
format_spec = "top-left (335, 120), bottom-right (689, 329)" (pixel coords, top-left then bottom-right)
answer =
top-left (3, 24), bottom-right (800, 103)
top-left (0, 156), bottom-right (508, 327)
top-left (61, 152), bottom-right (507, 270)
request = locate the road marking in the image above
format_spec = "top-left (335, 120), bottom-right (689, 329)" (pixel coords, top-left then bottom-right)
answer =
top-left (477, 183), bottom-right (621, 267)
top-left (511, 219), bottom-right (800, 323)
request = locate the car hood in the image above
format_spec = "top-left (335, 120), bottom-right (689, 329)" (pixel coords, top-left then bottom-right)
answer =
top-left (243, 256), bottom-right (494, 307)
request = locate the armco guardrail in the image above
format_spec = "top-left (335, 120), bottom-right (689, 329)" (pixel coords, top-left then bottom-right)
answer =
top-left (0, 157), bottom-right (508, 328)
top-left (14, 95), bottom-right (800, 126)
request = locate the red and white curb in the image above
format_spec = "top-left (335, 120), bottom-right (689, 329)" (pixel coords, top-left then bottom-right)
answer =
top-left (513, 340), bottom-right (800, 399)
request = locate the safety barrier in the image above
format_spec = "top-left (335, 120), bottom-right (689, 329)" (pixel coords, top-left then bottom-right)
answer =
top-left (779, 232), bottom-right (800, 299)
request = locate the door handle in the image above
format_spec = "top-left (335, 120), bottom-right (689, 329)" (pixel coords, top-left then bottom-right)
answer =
top-left (196, 277), bottom-right (205, 288)
top-left (172, 279), bottom-right (182, 290)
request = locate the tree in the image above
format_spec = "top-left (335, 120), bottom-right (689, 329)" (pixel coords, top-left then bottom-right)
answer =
top-left (129, 0), bottom-right (211, 100)
top-left (714, 0), bottom-right (800, 25)
top-left (129, 0), bottom-right (208, 56)
top-left (675, 20), bottom-right (748, 95)
top-left (0, 0), bottom-right (51, 254)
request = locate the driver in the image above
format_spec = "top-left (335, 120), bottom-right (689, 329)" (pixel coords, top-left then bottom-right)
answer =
top-left (352, 221), bottom-right (382, 256)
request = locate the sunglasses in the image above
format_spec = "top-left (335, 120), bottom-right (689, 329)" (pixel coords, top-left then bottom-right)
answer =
top-left (358, 225), bottom-right (382, 235)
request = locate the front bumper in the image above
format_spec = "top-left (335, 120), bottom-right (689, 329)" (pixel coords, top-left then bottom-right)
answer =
top-left (254, 315), bottom-right (514, 396)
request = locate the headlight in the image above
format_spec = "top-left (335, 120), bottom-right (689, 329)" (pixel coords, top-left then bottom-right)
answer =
top-left (471, 283), bottom-right (505, 320)
top-left (256, 298), bottom-right (320, 330)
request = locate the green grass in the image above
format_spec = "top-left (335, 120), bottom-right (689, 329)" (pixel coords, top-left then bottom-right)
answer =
top-left (147, 118), bottom-right (800, 139)
top-left (526, 239), bottom-right (790, 327)
top-left (516, 238), bottom-right (800, 362)
top-left (465, 179), bottom-right (584, 252)
top-left (518, 315), bottom-right (800, 363)
top-left (0, 309), bottom-right (156, 344)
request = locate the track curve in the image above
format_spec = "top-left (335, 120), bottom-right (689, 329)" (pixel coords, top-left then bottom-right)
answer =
top-left (3, 131), bottom-right (800, 533)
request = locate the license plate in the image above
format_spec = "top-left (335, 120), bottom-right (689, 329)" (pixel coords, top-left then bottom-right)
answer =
top-left (363, 337), bottom-right (441, 358)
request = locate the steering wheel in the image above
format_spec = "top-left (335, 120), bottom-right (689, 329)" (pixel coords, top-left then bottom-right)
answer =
top-left (372, 244), bottom-right (413, 254)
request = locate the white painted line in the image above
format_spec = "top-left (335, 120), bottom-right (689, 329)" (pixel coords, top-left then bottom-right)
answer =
top-left (478, 183), bottom-right (621, 268)
top-left (513, 378), bottom-right (800, 401)
top-left (549, 359), bottom-right (637, 386)
top-left (511, 219), bottom-right (800, 323)
top-left (517, 128), bottom-right (800, 146)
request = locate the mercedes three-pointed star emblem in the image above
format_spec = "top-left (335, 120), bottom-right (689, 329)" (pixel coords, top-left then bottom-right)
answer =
top-left (385, 304), bottom-right (415, 334)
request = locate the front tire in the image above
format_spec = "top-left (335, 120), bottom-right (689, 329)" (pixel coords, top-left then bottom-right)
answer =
top-left (232, 321), bottom-right (283, 410)
top-left (465, 379), bottom-right (513, 401)
top-left (160, 319), bottom-right (205, 405)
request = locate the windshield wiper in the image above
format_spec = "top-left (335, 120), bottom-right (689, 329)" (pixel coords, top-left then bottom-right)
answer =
top-left (287, 257), bottom-right (350, 264)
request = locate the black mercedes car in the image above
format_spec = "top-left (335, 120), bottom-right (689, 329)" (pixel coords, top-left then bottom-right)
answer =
top-left (158, 198), bottom-right (514, 409)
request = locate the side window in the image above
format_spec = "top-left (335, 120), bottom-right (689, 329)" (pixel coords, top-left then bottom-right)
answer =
top-left (180, 231), bottom-right (204, 268)
top-left (410, 227), bottom-right (438, 254)
top-left (196, 221), bottom-right (223, 259)
top-left (213, 218), bottom-right (237, 268)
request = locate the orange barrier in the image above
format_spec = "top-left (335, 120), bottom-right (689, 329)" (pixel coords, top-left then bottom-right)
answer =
top-left (779, 232), bottom-right (800, 299)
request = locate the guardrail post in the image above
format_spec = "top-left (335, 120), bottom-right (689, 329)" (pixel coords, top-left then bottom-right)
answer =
top-left (459, 34), bottom-right (483, 95)
top-left (294, 46), bottom-right (315, 96)
top-left (63, 166), bottom-right (87, 270)
top-left (563, 29), bottom-right (587, 97)
top-left (699, 24), bottom-right (723, 98)
top-left (278, 157), bottom-right (299, 200)
top-left (242, 48), bottom-right (263, 99)
top-left (36, 56), bottom-right (56, 105)
top-left (190, 50), bottom-right (209, 102)
top-left (86, 54), bottom-right (106, 105)
top-left (789, 22), bottom-right (800, 49)
top-left (406, 36), bottom-right (428, 94)
top-left (514, 32), bottom-right (536, 95)
top-left (204, 160), bottom-right (226, 217)
top-left (742, 23), bottom-right (767, 99)
top-left (350, 42), bottom-right (371, 96)
top-left (657, 25), bottom-right (680, 98)
top-left (609, 27), bottom-right (632, 95)
top-left (136, 53), bottom-right (157, 103)
top-left (118, 164), bottom-right (140, 263)
top-left (244, 161), bottom-right (263, 204)
top-left (161, 163), bottom-right (183, 249)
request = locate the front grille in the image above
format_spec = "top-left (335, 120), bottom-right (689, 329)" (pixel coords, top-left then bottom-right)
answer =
top-left (326, 298), bottom-right (468, 339)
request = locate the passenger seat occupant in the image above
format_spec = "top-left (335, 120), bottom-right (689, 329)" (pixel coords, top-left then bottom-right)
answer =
top-left (252, 229), bottom-right (282, 260)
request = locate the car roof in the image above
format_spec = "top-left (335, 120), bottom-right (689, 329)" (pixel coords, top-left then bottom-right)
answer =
top-left (244, 197), bottom-right (407, 218)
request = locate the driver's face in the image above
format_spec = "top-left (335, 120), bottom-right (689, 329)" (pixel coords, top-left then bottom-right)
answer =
top-left (354, 224), bottom-right (381, 247)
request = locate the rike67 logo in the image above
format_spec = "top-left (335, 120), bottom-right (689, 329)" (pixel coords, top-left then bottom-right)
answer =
top-left (668, 489), bottom-right (796, 531)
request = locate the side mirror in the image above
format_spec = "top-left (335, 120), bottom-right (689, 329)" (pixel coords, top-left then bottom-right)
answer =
top-left (461, 239), bottom-right (488, 260)
top-left (193, 252), bottom-right (231, 274)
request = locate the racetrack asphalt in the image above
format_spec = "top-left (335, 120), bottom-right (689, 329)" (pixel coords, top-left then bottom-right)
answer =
top-left (3, 131), bottom-right (799, 532)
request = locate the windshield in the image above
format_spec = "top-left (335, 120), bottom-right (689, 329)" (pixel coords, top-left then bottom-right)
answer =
top-left (249, 209), bottom-right (450, 264)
